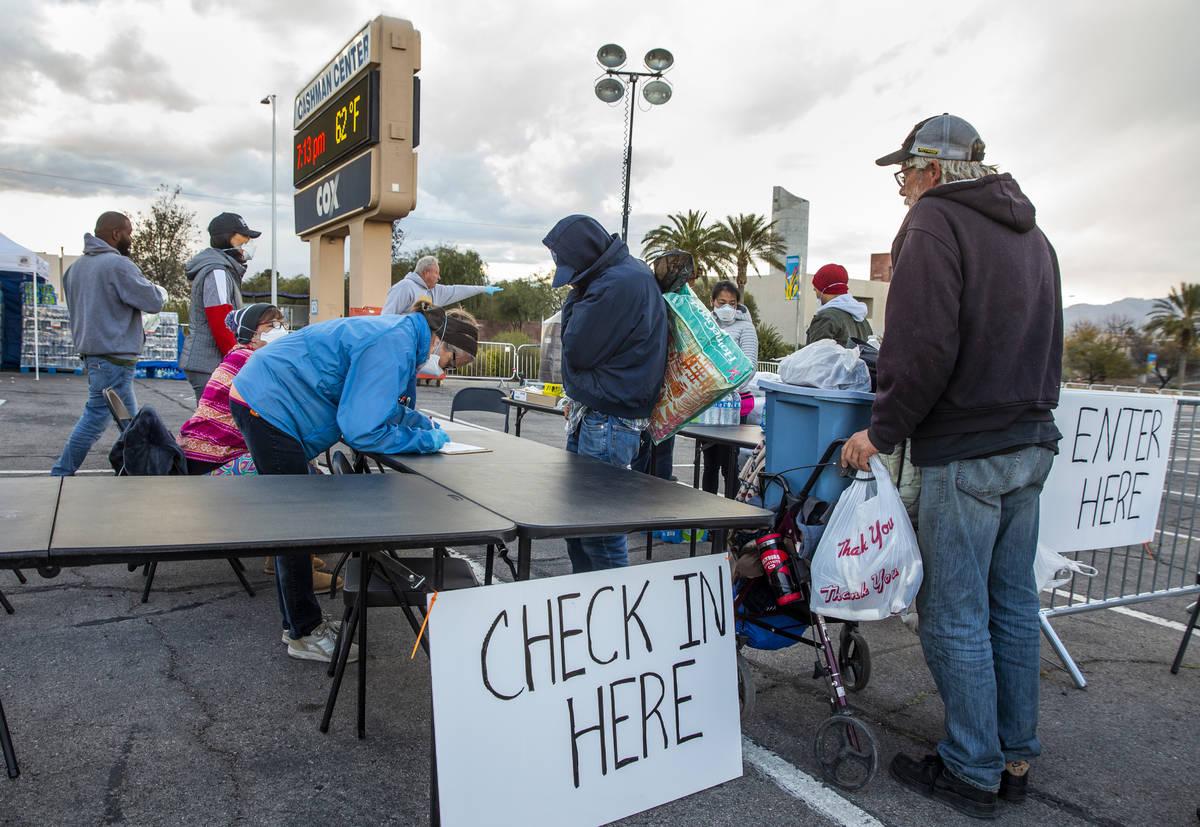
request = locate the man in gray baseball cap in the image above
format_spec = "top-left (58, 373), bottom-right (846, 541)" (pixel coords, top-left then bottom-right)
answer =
top-left (843, 115), bottom-right (1064, 818)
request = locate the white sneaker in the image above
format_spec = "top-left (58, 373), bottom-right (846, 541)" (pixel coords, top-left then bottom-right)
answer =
top-left (281, 613), bottom-right (342, 644)
top-left (286, 620), bottom-right (358, 663)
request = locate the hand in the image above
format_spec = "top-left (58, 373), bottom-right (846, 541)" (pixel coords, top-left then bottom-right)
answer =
top-left (841, 429), bottom-right (879, 472)
top-left (485, 286), bottom-right (504, 295)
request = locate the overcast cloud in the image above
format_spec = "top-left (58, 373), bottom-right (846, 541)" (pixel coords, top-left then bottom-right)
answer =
top-left (0, 0), bottom-right (1196, 305)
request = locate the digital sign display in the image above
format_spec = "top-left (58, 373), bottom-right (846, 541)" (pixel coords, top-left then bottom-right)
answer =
top-left (293, 70), bottom-right (379, 187)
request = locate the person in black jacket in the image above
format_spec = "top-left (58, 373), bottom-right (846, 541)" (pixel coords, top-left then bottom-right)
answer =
top-left (842, 114), bottom-right (1062, 819)
top-left (543, 215), bottom-right (668, 571)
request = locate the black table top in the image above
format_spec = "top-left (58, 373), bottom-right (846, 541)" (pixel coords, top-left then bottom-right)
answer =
top-left (374, 430), bottom-right (772, 539)
top-left (50, 474), bottom-right (516, 565)
top-left (678, 423), bottom-right (764, 449)
top-left (0, 477), bottom-right (60, 566)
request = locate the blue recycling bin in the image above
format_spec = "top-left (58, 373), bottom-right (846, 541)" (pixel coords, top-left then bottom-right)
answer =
top-left (759, 379), bottom-right (874, 509)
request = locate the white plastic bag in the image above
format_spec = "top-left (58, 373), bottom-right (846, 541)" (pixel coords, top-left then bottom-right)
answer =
top-left (778, 338), bottom-right (871, 392)
top-left (809, 455), bottom-right (923, 621)
top-left (1034, 543), bottom-right (1098, 593)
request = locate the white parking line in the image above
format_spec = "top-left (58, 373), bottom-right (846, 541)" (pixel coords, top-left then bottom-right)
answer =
top-left (742, 736), bottom-right (884, 827)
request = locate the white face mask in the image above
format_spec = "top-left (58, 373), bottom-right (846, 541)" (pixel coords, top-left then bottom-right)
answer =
top-left (714, 304), bottom-right (736, 323)
top-left (420, 344), bottom-right (442, 375)
top-left (258, 326), bottom-right (288, 345)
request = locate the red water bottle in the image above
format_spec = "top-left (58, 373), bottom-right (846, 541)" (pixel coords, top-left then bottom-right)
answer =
top-left (756, 533), bottom-right (801, 605)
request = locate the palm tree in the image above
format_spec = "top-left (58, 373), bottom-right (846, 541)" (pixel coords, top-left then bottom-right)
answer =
top-left (720, 213), bottom-right (786, 293)
top-left (641, 211), bottom-right (732, 294)
top-left (1145, 282), bottom-right (1200, 388)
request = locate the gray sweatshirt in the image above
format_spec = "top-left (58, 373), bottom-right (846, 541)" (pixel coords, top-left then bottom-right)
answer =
top-left (62, 234), bottom-right (164, 362)
top-left (381, 270), bottom-right (491, 315)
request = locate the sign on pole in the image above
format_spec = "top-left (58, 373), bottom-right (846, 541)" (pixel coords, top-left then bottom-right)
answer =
top-left (1039, 389), bottom-right (1176, 553)
top-left (784, 254), bottom-right (801, 300)
top-left (429, 555), bottom-right (742, 827)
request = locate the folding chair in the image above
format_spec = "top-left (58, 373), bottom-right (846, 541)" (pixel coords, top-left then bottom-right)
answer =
top-left (449, 387), bottom-right (509, 433)
top-left (104, 388), bottom-right (255, 603)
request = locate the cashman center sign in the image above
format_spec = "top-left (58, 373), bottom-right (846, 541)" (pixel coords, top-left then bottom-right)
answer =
top-left (429, 555), bottom-right (742, 826)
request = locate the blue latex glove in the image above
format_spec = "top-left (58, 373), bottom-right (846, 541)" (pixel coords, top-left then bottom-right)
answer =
top-left (484, 286), bottom-right (504, 294)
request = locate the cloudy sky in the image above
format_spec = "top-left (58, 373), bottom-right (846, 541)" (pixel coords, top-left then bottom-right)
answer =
top-left (1, 0), bottom-right (1196, 306)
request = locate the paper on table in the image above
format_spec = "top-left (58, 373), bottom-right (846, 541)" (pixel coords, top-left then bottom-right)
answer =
top-left (438, 442), bottom-right (492, 455)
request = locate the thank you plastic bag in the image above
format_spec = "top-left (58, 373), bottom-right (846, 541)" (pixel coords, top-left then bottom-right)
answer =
top-left (778, 338), bottom-right (872, 392)
top-left (809, 455), bottom-right (923, 621)
top-left (647, 284), bottom-right (756, 442)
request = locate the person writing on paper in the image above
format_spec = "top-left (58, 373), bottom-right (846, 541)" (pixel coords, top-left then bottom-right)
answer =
top-left (381, 255), bottom-right (503, 315)
top-left (228, 305), bottom-right (478, 663)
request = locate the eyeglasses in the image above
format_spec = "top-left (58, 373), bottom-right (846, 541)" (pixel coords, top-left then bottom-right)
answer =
top-left (894, 164), bottom-right (929, 186)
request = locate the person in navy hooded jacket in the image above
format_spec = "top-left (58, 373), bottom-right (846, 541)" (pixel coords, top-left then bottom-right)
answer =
top-left (543, 214), bottom-right (668, 572)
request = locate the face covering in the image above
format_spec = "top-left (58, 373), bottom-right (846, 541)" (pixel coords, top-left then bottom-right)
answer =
top-left (714, 304), bottom-right (736, 323)
top-left (258, 326), bottom-right (288, 345)
top-left (420, 346), bottom-right (442, 375)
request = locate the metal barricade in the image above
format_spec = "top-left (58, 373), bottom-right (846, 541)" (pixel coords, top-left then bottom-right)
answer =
top-left (515, 344), bottom-right (541, 384)
top-left (1041, 397), bottom-right (1200, 687)
top-left (449, 341), bottom-right (517, 382)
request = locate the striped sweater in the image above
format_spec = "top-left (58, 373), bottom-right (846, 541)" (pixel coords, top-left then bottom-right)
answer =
top-left (178, 346), bottom-right (254, 464)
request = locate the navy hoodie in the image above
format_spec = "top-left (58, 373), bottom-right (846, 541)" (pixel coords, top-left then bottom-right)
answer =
top-left (543, 215), bottom-right (667, 419)
top-left (869, 173), bottom-right (1063, 465)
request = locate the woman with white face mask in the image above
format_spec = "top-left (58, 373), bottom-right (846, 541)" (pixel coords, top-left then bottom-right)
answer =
top-left (226, 303), bottom-right (479, 664)
top-left (702, 281), bottom-right (759, 494)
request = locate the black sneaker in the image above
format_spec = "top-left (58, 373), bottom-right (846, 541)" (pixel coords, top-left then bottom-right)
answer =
top-left (889, 753), bottom-right (999, 820)
top-left (999, 761), bottom-right (1029, 803)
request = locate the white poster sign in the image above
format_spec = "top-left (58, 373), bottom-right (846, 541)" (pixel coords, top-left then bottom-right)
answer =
top-left (429, 555), bottom-right (742, 827)
top-left (1039, 389), bottom-right (1176, 552)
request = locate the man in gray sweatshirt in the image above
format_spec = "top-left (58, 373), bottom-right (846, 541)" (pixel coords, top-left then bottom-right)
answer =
top-left (381, 255), bottom-right (501, 315)
top-left (51, 211), bottom-right (165, 475)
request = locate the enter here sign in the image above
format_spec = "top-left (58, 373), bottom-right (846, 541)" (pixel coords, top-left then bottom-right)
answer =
top-left (1039, 389), bottom-right (1176, 553)
top-left (429, 554), bottom-right (741, 827)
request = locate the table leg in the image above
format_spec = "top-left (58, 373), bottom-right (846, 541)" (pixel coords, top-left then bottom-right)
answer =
top-left (0, 696), bottom-right (18, 779)
top-left (357, 552), bottom-right (370, 740)
top-left (517, 537), bottom-right (531, 581)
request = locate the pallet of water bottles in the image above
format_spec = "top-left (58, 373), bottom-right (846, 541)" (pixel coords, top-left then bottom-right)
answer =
top-left (19, 307), bottom-right (182, 377)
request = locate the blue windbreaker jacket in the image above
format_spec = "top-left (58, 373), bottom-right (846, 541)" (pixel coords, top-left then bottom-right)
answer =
top-left (544, 215), bottom-right (667, 419)
top-left (231, 314), bottom-right (446, 459)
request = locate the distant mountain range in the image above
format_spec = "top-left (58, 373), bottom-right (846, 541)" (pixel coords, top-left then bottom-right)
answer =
top-left (1063, 297), bottom-right (1158, 330)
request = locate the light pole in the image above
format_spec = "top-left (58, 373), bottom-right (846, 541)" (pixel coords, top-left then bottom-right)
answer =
top-left (593, 44), bottom-right (674, 242)
top-left (259, 94), bottom-right (278, 307)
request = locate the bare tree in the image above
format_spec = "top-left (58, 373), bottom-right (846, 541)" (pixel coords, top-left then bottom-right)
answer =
top-left (131, 185), bottom-right (199, 299)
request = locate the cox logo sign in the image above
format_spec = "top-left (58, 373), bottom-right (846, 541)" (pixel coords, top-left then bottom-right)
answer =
top-left (315, 173), bottom-right (341, 217)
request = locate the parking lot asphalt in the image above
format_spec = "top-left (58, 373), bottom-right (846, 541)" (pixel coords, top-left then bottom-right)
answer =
top-left (0, 369), bottom-right (1196, 826)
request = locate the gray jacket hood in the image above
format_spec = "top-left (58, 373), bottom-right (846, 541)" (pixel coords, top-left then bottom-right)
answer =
top-left (185, 247), bottom-right (246, 282)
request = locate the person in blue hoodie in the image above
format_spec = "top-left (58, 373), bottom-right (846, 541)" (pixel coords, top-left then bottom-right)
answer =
top-left (543, 214), bottom-right (668, 572)
top-left (228, 305), bottom-right (478, 663)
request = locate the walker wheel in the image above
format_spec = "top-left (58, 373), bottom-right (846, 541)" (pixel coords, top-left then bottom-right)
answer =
top-left (813, 713), bottom-right (878, 790)
top-left (736, 653), bottom-right (756, 721)
top-left (838, 626), bottom-right (871, 692)
top-left (37, 565), bottom-right (60, 579)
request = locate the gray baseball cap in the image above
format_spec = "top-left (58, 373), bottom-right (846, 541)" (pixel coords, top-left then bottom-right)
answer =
top-left (875, 114), bottom-right (986, 166)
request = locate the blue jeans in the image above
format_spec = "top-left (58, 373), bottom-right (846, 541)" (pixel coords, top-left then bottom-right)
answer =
top-left (565, 411), bottom-right (643, 572)
top-left (229, 401), bottom-right (323, 639)
top-left (915, 444), bottom-right (1055, 792)
top-left (51, 358), bottom-right (137, 476)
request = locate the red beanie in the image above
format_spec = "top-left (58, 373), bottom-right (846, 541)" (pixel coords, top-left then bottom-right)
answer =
top-left (812, 263), bottom-right (849, 296)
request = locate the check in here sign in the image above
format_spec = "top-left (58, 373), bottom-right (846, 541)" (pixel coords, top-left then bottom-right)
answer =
top-left (429, 555), bottom-right (742, 826)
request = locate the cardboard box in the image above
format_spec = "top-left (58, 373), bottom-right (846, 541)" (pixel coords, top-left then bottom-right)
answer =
top-left (511, 388), bottom-right (563, 408)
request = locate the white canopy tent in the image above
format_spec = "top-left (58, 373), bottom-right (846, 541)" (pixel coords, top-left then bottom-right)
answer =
top-left (0, 232), bottom-right (51, 377)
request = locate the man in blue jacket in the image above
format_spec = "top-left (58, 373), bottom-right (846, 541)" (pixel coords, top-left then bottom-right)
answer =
top-left (543, 215), bottom-right (668, 571)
